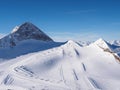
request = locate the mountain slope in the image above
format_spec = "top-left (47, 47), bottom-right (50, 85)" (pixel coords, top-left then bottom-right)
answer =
top-left (77, 41), bottom-right (91, 47)
top-left (93, 38), bottom-right (112, 50)
top-left (0, 40), bottom-right (120, 90)
top-left (93, 38), bottom-right (120, 59)
top-left (110, 40), bottom-right (120, 46)
top-left (0, 39), bottom-right (63, 59)
top-left (0, 23), bottom-right (120, 90)
top-left (0, 22), bottom-right (57, 59)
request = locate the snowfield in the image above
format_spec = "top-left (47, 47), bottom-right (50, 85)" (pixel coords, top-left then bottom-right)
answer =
top-left (0, 22), bottom-right (120, 90)
top-left (0, 39), bottom-right (120, 90)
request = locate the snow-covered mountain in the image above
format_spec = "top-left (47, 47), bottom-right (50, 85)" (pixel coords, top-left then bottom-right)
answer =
top-left (0, 38), bottom-right (120, 90)
top-left (0, 22), bottom-right (53, 48)
top-left (93, 38), bottom-right (120, 53)
top-left (0, 23), bottom-right (120, 90)
top-left (77, 41), bottom-right (92, 47)
top-left (0, 34), bottom-right (5, 39)
top-left (109, 40), bottom-right (120, 46)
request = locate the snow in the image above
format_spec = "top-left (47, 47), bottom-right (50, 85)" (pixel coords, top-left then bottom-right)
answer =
top-left (77, 41), bottom-right (92, 47)
top-left (0, 34), bottom-right (5, 39)
top-left (0, 22), bottom-right (120, 90)
top-left (109, 40), bottom-right (120, 46)
top-left (11, 26), bottom-right (19, 33)
top-left (93, 38), bottom-right (110, 49)
top-left (0, 39), bottom-right (63, 59)
top-left (0, 38), bottom-right (120, 90)
top-left (0, 22), bottom-right (53, 48)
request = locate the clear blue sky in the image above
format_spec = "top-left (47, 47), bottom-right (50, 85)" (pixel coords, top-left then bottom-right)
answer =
top-left (0, 0), bottom-right (120, 41)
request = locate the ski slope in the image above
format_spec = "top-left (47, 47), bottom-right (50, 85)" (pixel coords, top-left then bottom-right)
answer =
top-left (0, 39), bottom-right (120, 90)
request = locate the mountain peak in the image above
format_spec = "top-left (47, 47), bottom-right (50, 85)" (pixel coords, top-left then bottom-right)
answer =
top-left (10, 22), bottom-right (53, 41)
top-left (62, 40), bottom-right (81, 49)
top-left (13, 22), bottom-right (43, 34)
top-left (11, 22), bottom-right (35, 33)
top-left (94, 38), bottom-right (106, 44)
top-left (0, 22), bottom-right (53, 47)
top-left (67, 40), bottom-right (75, 43)
top-left (19, 22), bottom-right (37, 29)
top-left (23, 22), bottom-right (33, 25)
top-left (94, 38), bottom-right (111, 50)
top-left (95, 38), bottom-right (105, 43)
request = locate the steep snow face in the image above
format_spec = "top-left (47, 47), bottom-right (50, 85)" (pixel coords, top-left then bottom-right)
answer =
top-left (0, 22), bottom-right (53, 48)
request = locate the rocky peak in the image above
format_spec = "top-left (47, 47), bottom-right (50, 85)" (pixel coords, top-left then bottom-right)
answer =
top-left (0, 22), bottom-right (53, 48)
top-left (11, 22), bottom-right (53, 41)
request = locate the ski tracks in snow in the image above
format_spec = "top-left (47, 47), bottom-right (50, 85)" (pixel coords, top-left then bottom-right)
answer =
top-left (60, 56), bottom-right (101, 90)
top-left (82, 63), bottom-right (86, 71)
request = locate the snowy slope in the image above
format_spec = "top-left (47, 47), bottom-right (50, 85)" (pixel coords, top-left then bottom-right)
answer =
top-left (94, 38), bottom-right (120, 57)
top-left (77, 41), bottom-right (92, 47)
top-left (0, 39), bottom-right (63, 60)
top-left (110, 40), bottom-right (120, 46)
top-left (0, 22), bottom-right (120, 90)
top-left (0, 39), bottom-right (120, 90)
top-left (0, 34), bottom-right (5, 39)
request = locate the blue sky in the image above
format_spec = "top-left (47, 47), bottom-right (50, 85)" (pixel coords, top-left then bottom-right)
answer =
top-left (0, 0), bottom-right (120, 41)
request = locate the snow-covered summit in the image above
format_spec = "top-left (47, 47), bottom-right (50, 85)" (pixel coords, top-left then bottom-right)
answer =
top-left (63, 40), bottom-right (81, 48)
top-left (94, 38), bottom-right (109, 49)
top-left (92, 38), bottom-right (120, 54)
top-left (0, 22), bottom-right (53, 48)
